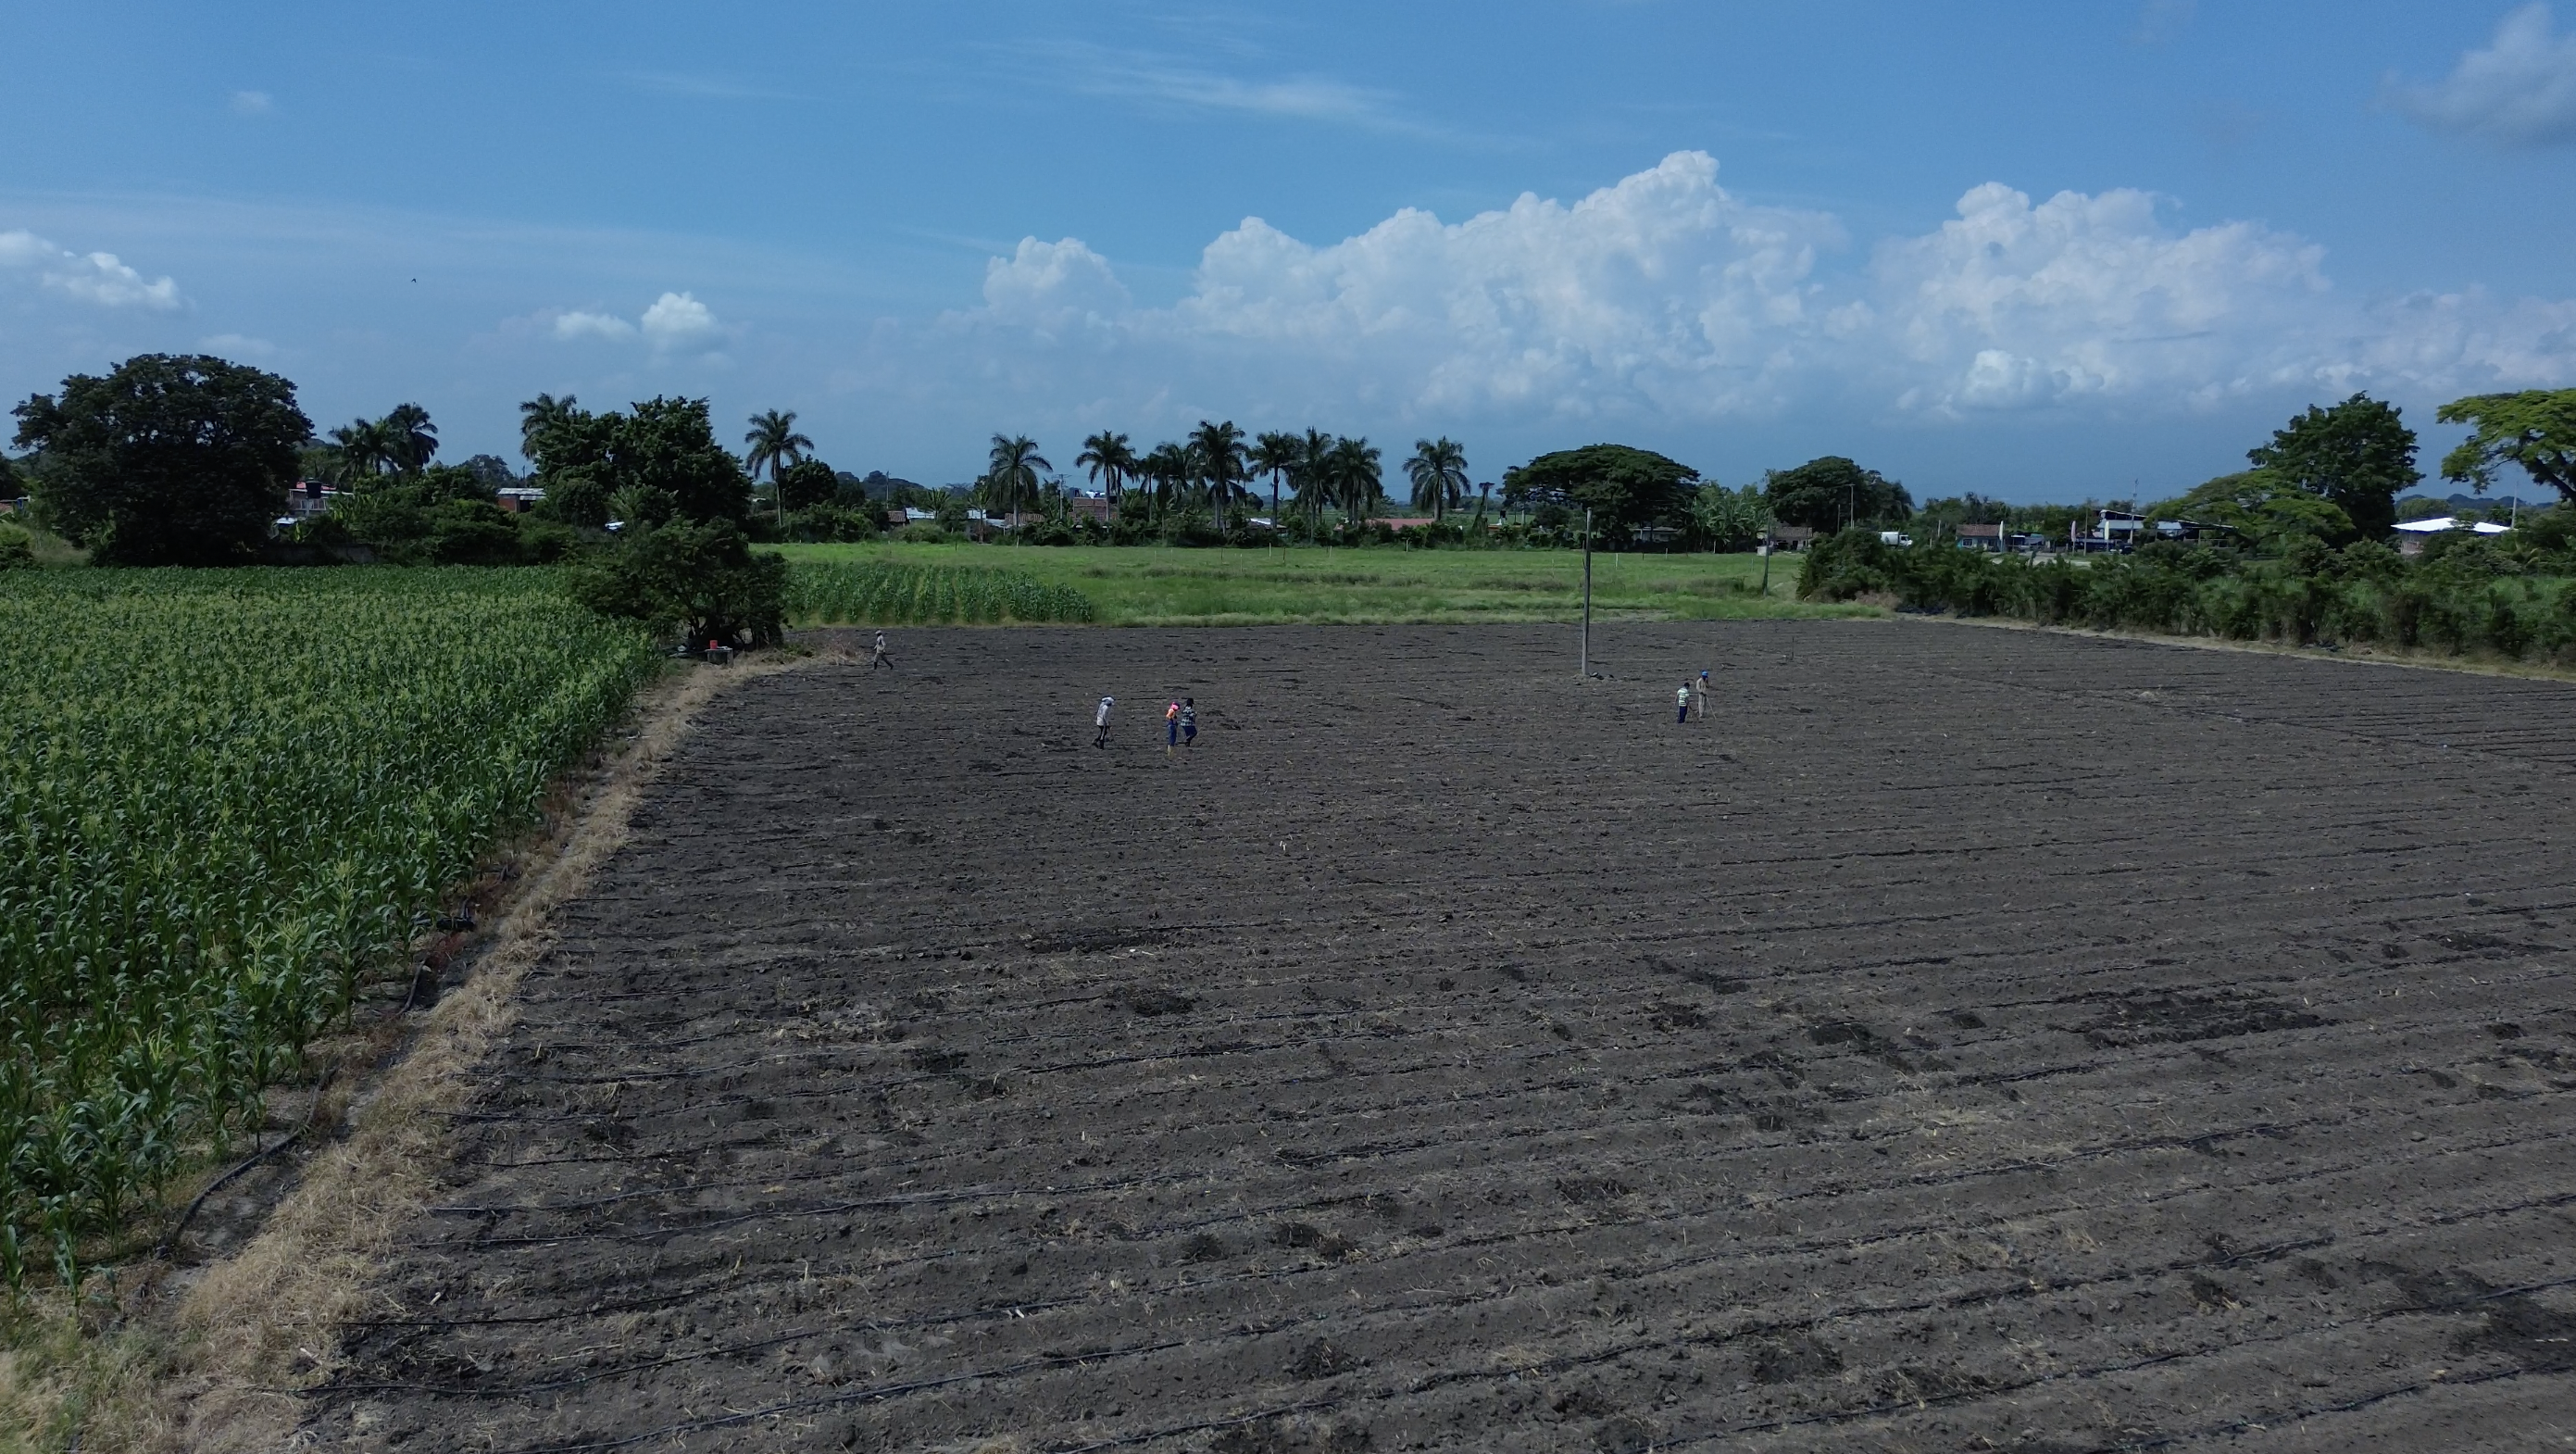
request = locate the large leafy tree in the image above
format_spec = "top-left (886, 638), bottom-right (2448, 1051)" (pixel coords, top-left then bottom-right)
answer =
top-left (1689, 483), bottom-right (1770, 551)
top-left (523, 395), bottom-right (753, 527)
top-left (1405, 437), bottom-right (1470, 522)
top-left (1076, 431), bottom-right (1138, 509)
top-left (2246, 393), bottom-right (2417, 539)
top-left (1506, 444), bottom-right (1701, 540)
top-left (2146, 470), bottom-right (2354, 548)
top-left (777, 458), bottom-right (840, 512)
top-left (983, 433), bottom-right (1051, 520)
top-left (382, 402), bottom-right (438, 474)
top-left (1189, 420), bottom-right (1250, 528)
top-left (570, 516), bottom-right (785, 647)
top-left (1762, 456), bottom-right (1908, 532)
top-left (2437, 389), bottom-right (2576, 506)
top-left (12, 353), bottom-right (311, 565)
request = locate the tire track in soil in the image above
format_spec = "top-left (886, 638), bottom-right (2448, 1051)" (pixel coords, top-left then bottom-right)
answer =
top-left (306, 623), bottom-right (2576, 1452)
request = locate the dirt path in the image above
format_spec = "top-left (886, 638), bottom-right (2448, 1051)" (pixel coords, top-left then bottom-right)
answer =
top-left (304, 622), bottom-right (2576, 1452)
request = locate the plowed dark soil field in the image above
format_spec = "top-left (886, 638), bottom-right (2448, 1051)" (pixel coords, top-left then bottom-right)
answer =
top-left (311, 622), bottom-right (2576, 1452)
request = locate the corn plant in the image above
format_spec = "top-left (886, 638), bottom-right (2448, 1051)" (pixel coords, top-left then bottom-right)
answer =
top-left (0, 567), bottom-right (657, 1288)
top-left (782, 560), bottom-right (1094, 625)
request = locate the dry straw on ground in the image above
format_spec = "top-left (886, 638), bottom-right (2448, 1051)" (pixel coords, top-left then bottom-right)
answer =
top-left (115, 649), bottom-right (815, 1453)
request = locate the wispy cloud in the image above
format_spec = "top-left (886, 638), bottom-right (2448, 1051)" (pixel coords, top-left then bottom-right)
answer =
top-left (2129, 0), bottom-right (2196, 46)
top-left (198, 332), bottom-right (275, 359)
top-left (1007, 40), bottom-right (1472, 141)
top-left (2383, 4), bottom-right (2576, 147)
top-left (622, 71), bottom-right (808, 103)
top-left (230, 90), bottom-right (273, 116)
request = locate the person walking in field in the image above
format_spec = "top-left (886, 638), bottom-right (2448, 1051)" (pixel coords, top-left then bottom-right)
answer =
top-left (1165, 700), bottom-right (1182, 756)
top-left (1677, 681), bottom-right (1693, 724)
top-left (869, 630), bottom-right (894, 671)
top-left (1179, 696), bottom-right (1198, 751)
top-left (1094, 695), bottom-right (1115, 748)
top-left (1693, 669), bottom-right (1710, 721)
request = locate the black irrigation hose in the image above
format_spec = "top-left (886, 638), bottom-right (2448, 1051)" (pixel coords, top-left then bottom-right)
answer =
top-left (155, 1068), bottom-right (340, 1263)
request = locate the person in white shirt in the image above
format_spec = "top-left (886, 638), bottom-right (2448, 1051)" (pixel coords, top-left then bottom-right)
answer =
top-left (869, 631), bottom-right (894, 671)
top-left (1676, 682), bottom-right (1692, 724)
top-left (1094, 695), bottom-right (1115, 748)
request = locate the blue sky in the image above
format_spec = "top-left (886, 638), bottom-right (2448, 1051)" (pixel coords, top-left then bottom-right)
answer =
top-left (4, 1), bottom-right (2572, 501)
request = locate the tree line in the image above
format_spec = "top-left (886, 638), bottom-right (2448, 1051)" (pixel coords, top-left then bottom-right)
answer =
top-left (8, 352), bottom-right (2573, 572)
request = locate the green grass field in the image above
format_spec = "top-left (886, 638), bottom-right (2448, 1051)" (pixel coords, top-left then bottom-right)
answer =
top-left (777, 542), bottom-right (1875, 626)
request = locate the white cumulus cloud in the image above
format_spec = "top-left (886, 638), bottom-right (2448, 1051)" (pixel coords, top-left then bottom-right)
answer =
top-left (544, 292), bottom-right (723, 351)
top-left (2386, 4), bottom-right (2576, 146)
top-left (1869, 182), bottom-right (2330, 415)
top-left (980, 238), bottom-right (1133, 331)
top-left (552, 309), bottom-right (637, 342)
top-left (0, 229), bottom-right (183, 310)
top-left (639, 290), bottom-right (719, 347)
top-left (913, 151), bottom-right (2576, 431)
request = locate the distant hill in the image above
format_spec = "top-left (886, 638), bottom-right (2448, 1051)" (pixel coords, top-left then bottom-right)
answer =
top-left (2400, 490), bottom-right (2549, 512)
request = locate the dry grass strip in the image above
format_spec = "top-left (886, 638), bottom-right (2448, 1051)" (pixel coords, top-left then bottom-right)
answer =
top-left (141, 648), bottom-right (813, 1452)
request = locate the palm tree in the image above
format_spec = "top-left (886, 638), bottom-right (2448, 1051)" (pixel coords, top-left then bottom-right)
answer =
top-left (1404, 437), bottom-right (1469, 523)
top-left (744, 409), bottom-right (814, 520)
top-left (519, 393), bottom-right (579, 463)
top-left (984, 433), bottom-right (1051, 527)
top-left (327, 418), bottom-right (394, 480)
top-left (382, 403), bottom-right (438, 474)
top-left (1296, 428), bottom-right (1335, 533)
top-left (1141, 442), bottom-right (1192, 520)
top-left (1329, 436), bottom-right (1384, 527)
top-left (1188, 420), bottom-right (1249, 530)
top-left (1251, 431), bottom-right (1302, 529)
top-left (1075, 431), bottom-right (1137, 510)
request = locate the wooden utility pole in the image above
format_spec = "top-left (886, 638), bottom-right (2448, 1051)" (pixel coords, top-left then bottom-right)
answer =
top-left (1581, 508), bottom-right (1594, 678)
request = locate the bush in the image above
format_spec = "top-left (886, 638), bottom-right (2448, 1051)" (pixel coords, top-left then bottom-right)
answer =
top-left (0, 523), bottom-right (33, 570)
top-left (569, 517), bottom-right (786, 647)
top-left (783, 504), bottom-right (882, 543)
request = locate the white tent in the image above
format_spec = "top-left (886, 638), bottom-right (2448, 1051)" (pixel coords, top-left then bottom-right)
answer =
top-left (2393, 516), bottom-right (2512, 535)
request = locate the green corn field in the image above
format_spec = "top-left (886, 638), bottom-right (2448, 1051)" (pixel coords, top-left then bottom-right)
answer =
top-left (0, 568), bottom-right (658, 1289)
top-left (783, 560), bottom-right (1094, 625)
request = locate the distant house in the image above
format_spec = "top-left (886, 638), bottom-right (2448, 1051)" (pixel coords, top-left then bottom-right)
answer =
top-left (1066, 492), bottom-right (1115, 524)
top-left (285, 480), bottom-right (346, 520)
top-left (494, 485), bottom-right (546, 514)
top-left (2067, 508), bottom-right (2147, 549)
top-left (1956, 521), bottom-right (2007, 550)
top-left (2151, 517), bottom-right (2240, 544)
top-left (1766, 524), bottom-right (1817, 551)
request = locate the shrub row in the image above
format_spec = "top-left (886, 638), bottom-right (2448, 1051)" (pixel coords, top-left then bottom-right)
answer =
top-left (1800, 530), bottom-right (2576, 660)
